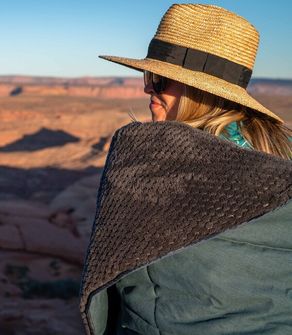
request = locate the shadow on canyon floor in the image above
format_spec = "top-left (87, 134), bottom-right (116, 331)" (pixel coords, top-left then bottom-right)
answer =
top-left (0, 128), bottom-right (80, 152)
top-left (0, 165), bottom-right (103, 203)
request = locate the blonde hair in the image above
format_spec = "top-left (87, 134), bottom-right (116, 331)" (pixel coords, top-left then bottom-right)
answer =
top-left (176, 85), bottom-right (292, 160)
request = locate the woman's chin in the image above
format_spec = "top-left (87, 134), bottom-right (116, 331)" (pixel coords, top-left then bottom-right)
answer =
top-left (150, 107), bottom-right (166, 122)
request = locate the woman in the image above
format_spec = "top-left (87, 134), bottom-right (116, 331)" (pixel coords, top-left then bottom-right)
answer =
top-left (80, 4), bottom-right (292, 335)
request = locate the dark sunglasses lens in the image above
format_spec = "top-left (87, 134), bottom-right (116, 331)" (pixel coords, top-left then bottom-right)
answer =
top-left (153, 74), bottom-right (166, 94)
top-left (144, 71), bottom-right (167, 94)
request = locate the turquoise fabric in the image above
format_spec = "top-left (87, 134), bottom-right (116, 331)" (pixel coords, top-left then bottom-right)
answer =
top-left (87, 122), bottom-right (292, 335)
top-left (219, 121), bottom-right (253, 149)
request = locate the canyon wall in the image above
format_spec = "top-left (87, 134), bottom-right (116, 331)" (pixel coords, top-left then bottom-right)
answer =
top-left (1, 76), bottom-right (292, 99)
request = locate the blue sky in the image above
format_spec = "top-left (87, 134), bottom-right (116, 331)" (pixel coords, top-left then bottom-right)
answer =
top-left (0, 0), bottom-right (291, 78)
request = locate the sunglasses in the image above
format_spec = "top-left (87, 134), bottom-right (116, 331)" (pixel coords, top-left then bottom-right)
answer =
top-left (143, 71), bottom-right (168, 94)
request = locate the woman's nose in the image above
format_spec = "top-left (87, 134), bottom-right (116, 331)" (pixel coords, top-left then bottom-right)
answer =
top-left (144, 82), bottom-right (154, 95)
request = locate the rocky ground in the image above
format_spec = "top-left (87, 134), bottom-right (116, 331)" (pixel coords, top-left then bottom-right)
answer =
top-left (0, 94), bottom-right (149, 335)
top-left (0, 82), bottom-right (290, 334)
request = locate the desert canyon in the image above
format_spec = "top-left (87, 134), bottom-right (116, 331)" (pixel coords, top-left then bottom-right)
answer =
top-left (0, 76), bottom-right (291, 334)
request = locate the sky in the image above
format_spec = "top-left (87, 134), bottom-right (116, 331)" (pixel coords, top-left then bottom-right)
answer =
top-left (0, 0), bottom-right (291, 79)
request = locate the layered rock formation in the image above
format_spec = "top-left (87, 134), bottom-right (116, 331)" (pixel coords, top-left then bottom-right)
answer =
top-left (0, 92), bottom-right (150, 334)
top-left (2, 76), bottom-right (292, 99)
top-left (0, 76), bottom-right (145, 99)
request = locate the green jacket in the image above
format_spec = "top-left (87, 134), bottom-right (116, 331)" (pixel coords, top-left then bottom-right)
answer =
top-left (85, 122), bottom-right (292, 335)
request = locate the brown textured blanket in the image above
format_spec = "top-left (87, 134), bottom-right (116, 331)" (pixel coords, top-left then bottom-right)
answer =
top-left (79, 121), bottom-right (292, 334)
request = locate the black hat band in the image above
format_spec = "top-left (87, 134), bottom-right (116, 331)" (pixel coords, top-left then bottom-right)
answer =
top-left (147, 39), bottom-right (252, 88)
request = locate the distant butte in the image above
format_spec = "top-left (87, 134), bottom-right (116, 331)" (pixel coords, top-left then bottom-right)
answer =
top-left (0, 75), bottom-right (292, 99)
top-left (0, 76), bottom-right (145, 99)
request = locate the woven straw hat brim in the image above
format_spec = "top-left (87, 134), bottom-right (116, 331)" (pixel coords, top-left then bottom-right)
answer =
top-left (99, 55), bottom-right (283, 123)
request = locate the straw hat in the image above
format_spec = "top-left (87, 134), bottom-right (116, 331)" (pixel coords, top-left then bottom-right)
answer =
top-left (99, 4), bottom-right (283, 123)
